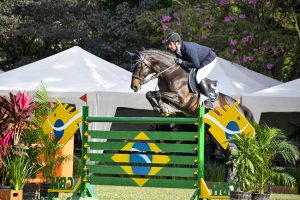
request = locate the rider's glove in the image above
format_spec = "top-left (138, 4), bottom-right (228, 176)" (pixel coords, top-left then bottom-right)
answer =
top-left (175, 58), bottom-right (183, 65)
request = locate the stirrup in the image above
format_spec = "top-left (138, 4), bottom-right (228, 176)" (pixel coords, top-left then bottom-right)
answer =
top-left (208, 89), bottom-right (219, 101)
top-left (203, 100), bottom-right (213, 109)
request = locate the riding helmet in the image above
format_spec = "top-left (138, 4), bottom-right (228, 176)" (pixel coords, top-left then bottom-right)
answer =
top-left (165, 32), bottom-right (181, 45)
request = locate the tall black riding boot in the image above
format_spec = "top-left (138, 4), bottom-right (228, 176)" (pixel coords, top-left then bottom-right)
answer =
top-left (198, 79), bottom-right (219, 109)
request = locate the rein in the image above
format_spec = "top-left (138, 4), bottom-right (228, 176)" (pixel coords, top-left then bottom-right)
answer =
top-left (141, 59), bottom-right (179, 84)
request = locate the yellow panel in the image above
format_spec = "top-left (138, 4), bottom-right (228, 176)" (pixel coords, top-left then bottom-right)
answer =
top-left (203, 101), bottom-right (255, 149)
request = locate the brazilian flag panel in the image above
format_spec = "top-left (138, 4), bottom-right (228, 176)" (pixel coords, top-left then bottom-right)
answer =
top-left (87, 131), bottom-right (198, 188)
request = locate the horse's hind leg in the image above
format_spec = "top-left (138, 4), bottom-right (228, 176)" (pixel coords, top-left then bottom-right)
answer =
top-left (146, 91), bottom-right (162, 113)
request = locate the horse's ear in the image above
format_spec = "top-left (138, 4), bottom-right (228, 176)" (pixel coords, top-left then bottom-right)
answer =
top-left (135, 50), bottom-right (143, 59)
top-left (125, 51), bottom-right (136, 59)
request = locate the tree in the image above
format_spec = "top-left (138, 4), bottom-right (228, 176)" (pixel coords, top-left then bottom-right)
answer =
top-left (1, 0), bottom-right (299, 81)
top-left (0, 0), bottom-right (87, 71)
top-left (0, 0), bottom-right (166, 71)
top-left (135, 0), bottom-right (300, 81)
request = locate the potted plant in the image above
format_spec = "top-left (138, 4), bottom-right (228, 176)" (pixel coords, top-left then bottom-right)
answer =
top-left (227, 133), bottom-right (261, 200)
top-left (251, 124), bottom-right (299, 200)
top-left (0, 91), bottom-right (38, 199)
top-left (22, 125), bottom-right (44, 200)
top-left (0, 145), bottom-right (40, 200)
top-left (32, 84), bottom-right (72, 198)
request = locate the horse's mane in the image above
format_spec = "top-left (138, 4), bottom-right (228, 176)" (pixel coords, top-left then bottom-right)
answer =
top-left (142, 49), bottom-right (176, 65)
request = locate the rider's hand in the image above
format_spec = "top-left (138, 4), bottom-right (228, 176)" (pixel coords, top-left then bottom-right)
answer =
top-left (175, 58), bottom-right (183, 65)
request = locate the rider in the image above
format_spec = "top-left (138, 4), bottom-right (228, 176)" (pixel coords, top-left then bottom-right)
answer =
top-left (164, 32), bottom-right (219, 109)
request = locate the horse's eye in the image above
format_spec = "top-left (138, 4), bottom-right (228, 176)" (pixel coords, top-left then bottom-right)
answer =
top-left (130, 63), bottom-right (135, 71)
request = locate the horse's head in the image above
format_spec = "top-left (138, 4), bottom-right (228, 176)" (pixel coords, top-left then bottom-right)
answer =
top-left (127, 51), bottom-right (153, 92)
top-left (127, 50), bottom-right (177, 92)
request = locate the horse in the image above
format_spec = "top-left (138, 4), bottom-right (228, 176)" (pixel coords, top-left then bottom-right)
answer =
top-left (128, 49), bottom-right (253, 120)
top-left (128, 49), bottom-right (255, 183)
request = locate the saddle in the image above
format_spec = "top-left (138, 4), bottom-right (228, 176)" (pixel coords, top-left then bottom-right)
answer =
top-left (188, 69), bottom-right (217, 93)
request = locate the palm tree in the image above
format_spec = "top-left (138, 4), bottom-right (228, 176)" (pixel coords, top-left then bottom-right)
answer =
top-left (227, 133), bottom-right (261, 192)
top-left (32, 83), bottom-right (71, 182)
top-left (252, 124), bottom-right (299, 194)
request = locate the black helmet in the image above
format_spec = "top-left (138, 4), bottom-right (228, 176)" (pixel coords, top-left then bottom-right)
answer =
top-left (165, 32), bottom-right (181, 45)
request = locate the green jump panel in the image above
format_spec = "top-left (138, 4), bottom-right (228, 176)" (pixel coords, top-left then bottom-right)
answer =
top-left (88, 164), bottom-right (196, 178)
top-left (86, 116), bottom-right (198, 124)
top-left (88, 130), bottom-right (197, 141)
top-left (88, 142), bottom-right (197, 153)
top-left (80, 105), bottom-right (207, 199)
top-left (88, 153), bottom-right (197, 165)
top-left (89, 176), bottom-right (196, 189)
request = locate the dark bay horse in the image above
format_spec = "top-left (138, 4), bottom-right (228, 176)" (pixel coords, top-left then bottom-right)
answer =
top-left (129, 49), bottom-right (252, 119)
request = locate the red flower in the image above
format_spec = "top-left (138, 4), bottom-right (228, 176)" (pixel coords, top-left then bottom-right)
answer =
top-left (16, 92), bottom-right (32, 110)
top-left (0, 130), bottom-right (13, 155)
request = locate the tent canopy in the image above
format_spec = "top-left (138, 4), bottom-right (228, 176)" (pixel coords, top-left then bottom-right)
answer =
top-left (206, 58), bottom-right (282, 99)
top-left (0, 46), bottom-right (144, 93)
top-left (0, 46), bottom-right (155, 130)
top-left (242, 78), bottom-right (300, 122)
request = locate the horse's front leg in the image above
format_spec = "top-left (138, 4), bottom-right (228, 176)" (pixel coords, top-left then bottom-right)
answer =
top-left (146, 91), bottom-right (162, 113)
top-left (146, 91), bottom-right (177, 116)
top-left (147, 91), bottom-right (179, 117)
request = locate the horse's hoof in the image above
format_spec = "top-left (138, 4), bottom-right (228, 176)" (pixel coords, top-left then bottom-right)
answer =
top-left (162, 112), bottom-right (169, 117)
top-left (153, 107), bottom-right (161, 113)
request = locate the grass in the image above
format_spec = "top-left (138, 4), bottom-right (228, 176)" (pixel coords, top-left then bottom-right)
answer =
top-left (60, 185), bottom-right (300, 200)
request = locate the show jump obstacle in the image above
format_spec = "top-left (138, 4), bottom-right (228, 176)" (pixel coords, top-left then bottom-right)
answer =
top-left (47, 101), bottom-right (254, 200)
top-left (78, 106), bottom-right (229, 200)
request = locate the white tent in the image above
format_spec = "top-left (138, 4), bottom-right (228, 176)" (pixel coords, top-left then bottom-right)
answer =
top-left (206, 57), bottom-right (282, 99)
top-left (242, 78), bottom-right (300, 122)
top-left (0, 46), bottom-right (157, 130)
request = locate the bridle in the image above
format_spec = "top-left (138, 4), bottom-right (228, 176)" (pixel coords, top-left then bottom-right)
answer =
top-left (131, 52), bottom-right (180, 85)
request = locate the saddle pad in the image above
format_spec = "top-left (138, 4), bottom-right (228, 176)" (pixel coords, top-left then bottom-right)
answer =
top-left (188, 69), bottom-right (197, 93)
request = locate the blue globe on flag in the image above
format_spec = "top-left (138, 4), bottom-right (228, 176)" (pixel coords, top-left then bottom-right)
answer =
top-left (130, 142), bottom-right (152, 175)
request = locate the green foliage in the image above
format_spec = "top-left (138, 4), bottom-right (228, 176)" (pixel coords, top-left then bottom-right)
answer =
top-left (37, 131), bottom-right (72, 183)
top-left (135, 0), bottom-right (300, 81)
top-left (0, 145), bottom-right (38, 190)
top-left (32, 83), bottom-right (72, 182)
top-left (0, 83), bottom-right (73, 186)
top-left (0, 0), bottom-right (87, 70)
top-left (73, 155), bottom-right (82, 177)
top-left (209, 0), bottom-right (300, 81)
top-left (0, 90), bottom-right (39, 185)
top-left (227, 123), bottom-right (300, 193)
top-left (286, 168), bottom-right (300, 186)
top-left (32, 82), bottom-right (52, 127)
top-left (0, 0), bottom-right (164, 70)
top-left (251, 124), bottom-right (300, 193)
top-left (204, 161), bottom-right (225, 182)
top-left (227, 133), bottom-right (261, 191)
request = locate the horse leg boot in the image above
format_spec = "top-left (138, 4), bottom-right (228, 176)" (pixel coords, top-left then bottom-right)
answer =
top-left (146, 91), bottom-right (162, 113)
top-left (158, 92), bottom-right (178, 116)
top-left (198, 79), bottom-right (219, 109)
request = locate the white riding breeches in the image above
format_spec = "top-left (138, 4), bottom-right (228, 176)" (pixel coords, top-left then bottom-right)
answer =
top-left (196, 58), bottom-right (217, 84)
